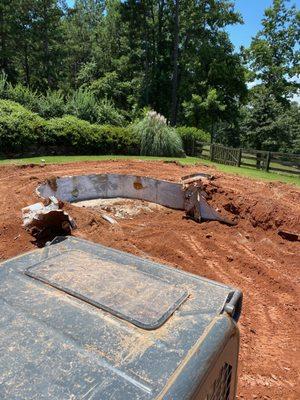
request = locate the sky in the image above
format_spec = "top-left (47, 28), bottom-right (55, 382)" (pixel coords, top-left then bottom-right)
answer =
top-left (226, 0), bottom-right (274, 50)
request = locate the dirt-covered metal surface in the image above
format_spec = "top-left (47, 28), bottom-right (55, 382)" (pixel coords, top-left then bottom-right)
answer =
top-left (25, 249), bottom-right (188, 329)
top-left (0, 236), bottom-right (238, 399)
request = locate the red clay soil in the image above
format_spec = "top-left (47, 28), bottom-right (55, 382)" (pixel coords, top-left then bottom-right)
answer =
top-left (0, 160), bottom-right (299, 399)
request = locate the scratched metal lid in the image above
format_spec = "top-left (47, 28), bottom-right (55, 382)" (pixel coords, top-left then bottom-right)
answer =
top-left (25, 250), bottom-right (189, 330)
top-left (0, 237), bottom-right (240, 400)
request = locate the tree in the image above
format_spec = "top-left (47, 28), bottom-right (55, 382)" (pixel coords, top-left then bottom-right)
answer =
top-left (0, 0), bottom-right (18, 82)
top-left (14, 0), bottom-right (36, 86)
top-left (245, 0), bottom-right (300, 104)
top-left (118, 0), bottom-right (247, 131)
top-left (241, 0), bottom-right (300, 152)
top-left (278, 101), bottom-right (300, 153)
top-left (170, 0), bottom-right (180, 125)
top-left (182, 89), bottom-right (226, 143)
top-left (30, 0), bottom-right (65, 90)
top-left (180, 27), bottom-right (247, 144)
top-left (0, 0), bottom-right (65, 90)
top-left (62, 0), bottom-right (104, 90)
top-left (240, 86), bottom-right (297, 151)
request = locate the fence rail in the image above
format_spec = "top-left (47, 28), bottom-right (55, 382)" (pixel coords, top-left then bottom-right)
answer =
top-left (185, 141), bottom-right (300, 176)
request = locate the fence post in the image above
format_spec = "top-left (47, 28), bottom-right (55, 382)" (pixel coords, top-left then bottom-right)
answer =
top-left (237, 148), bottom-right (242, 167)
top-left (265, 151), bottom-right (271, 172)
top-left (210, 144), bottom-right (214, 161)
top-left (256, 152), bottom-right (261, 169)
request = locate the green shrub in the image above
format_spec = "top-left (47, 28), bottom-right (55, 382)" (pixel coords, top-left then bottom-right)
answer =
top-left (97, 124), bottom-right (139, 154)
top-left (44, 115), bottom-right (103, 151)
top-left (66, 89), bottom-right (98, 123)
top-left (134, 111), bottom-right (184, 157)
top-left (44, 117), bottom-right (137, 154)
top-left (176, 126), bottom-right (210, 143)
top-left (96, 99), bottom-right (125, 126)
top-left (5, 83), bottom-right (40, 112)
top-left (0, 99), bottom-right (45, 153)
top-left (39, 90), bottom-right (65, 118)
top-left (0, 99), bottom-right (139, 155)
top-left (176, 126), bottom-right (210, 155)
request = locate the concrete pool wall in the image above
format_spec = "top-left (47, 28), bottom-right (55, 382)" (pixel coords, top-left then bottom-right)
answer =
top-left (37, 173), bottom-right (185, 210)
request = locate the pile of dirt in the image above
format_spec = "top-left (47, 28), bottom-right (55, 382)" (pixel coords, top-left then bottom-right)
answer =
top-left (0, 160), bottom-right (299, 399)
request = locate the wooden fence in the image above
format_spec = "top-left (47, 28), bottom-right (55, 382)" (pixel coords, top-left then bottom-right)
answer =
top-left (185, 141), bottom-right (300, 176)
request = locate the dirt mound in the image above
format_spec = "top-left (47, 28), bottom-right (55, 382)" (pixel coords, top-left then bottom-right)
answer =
top-left (0, 160), bottom-right (299, 399)
top-left (203, 178), bottom-right (299, 232)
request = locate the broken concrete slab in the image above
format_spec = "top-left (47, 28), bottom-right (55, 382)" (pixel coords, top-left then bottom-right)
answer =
top-left (101, 214), bottom-right (118, 225)
top-left (22, 197), bottom-right (76, 239)
top-left (181, 173), bottom-right (213, 185)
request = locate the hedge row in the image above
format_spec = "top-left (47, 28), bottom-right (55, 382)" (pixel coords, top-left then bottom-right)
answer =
top-left (0, 75), bottom-right (126, 125)
top-left (0, 100), bottom-right (210, 156)
top-left (44, 117), bottom-right (138, 154)
top-left (0, 100), bottom-right (139, 155)
top-left (0, 100), bottom-right (45, 153)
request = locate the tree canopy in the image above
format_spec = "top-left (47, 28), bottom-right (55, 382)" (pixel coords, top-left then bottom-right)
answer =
top-left (0, 0), bottom-right (299, 152)
top-left (242, 0), bottom-right (299, 150)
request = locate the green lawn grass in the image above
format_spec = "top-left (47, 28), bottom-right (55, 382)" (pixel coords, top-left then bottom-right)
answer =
top-left (0, 154), bottom-right (299, 186)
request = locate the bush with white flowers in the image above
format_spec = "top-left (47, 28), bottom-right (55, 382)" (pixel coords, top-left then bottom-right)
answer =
top-left (134, 110), bottom-right (184, 157)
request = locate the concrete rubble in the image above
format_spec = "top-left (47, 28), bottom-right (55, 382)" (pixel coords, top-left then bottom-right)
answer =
top-left (22, 196), bottom-right (76, 238)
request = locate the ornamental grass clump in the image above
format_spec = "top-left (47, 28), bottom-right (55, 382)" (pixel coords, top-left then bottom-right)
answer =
top-left (135, 111), bottom-right (184, 157)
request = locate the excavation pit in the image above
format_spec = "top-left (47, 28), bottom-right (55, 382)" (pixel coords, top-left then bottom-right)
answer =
top-left (35, 173), bottom-right (235, 226)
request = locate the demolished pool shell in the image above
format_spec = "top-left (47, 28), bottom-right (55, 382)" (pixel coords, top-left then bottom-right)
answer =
top-left (37, 174), bottom-right (186, 209)
top-left (36, 173), bottom-right (236, 227)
